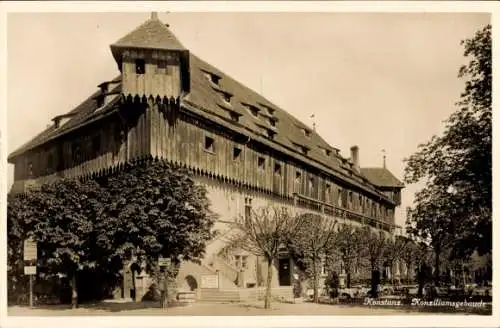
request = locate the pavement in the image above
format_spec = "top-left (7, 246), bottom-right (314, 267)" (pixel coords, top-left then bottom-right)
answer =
top-left (7, 300), bottom-right (477, 316)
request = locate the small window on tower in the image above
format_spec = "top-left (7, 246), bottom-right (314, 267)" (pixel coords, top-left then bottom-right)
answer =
top-left (135, 59), bottom-right (146, 75)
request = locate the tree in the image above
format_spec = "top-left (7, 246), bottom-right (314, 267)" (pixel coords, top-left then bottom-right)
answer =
top-left (383, 235), bottom-right (407, 285)
top-left (98, 160), bottom-right (216, 307)
top-left (7, 178), bottom-right (109, 308)
top-left (329, 224), bottom-right (365, 289)
top-left (229, 206), bottom-right (301, 309)
top-left (404, 25), bottom-right (491, 260)
top-left (287, 213), bottom-right (337, 303)
top-left (360, 227), bottom-right (387, 297)
top-left (400, 238), bottom-right (419, 284)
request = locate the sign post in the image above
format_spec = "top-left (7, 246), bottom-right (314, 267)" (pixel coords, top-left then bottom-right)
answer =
top-left (23, 238), bottom-right (37, 308)
top-left (158, 257), bottom-right (171, 310)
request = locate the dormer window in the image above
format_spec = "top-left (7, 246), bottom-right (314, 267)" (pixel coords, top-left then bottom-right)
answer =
top-left (301, 146), bottom-right (309, 155)
top-left (222, 92), bottom-right (232, 105)
top-left (267, 129), bottom-right (276, 140)
top-left (303, 129), bottom-right (311, 138)
top-left (325, 149), bottom-right (331, 156)
top-left (229, 112), bottom-right (240, 122)
top-left (135, 59), bottom-right (146, 75)
top-left (269, 118), bottom-right (277, 127)
top-left (157, 60), bottom-right (171, 75)
top-left (204, 71), bottom-right (221, 85)
top-left (96, 95), bottom-right (104, 108)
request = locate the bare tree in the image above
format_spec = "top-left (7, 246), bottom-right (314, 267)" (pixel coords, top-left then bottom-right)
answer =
top-left (384, 235), bottom-right (409, 285)
top-left (360, 227), bottom-right (387, 298)
top-left (329, 224), bottom-right (365, 289)
top-left (287, 213), bottom-right (337, 303)
top-left (228, 206), bottom-right (301, 309)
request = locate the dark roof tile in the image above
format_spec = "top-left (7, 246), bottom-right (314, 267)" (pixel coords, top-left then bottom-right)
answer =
top-left (361, 167), bottom-right (404, 188)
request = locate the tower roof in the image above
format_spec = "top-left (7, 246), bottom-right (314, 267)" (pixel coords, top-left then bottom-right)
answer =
top-left (110, 14), bottom-right (186, 53)
top-left (360, 167), bottom-right (404, 188)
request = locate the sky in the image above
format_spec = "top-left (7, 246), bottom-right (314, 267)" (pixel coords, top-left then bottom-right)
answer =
top-left (5, 11), bottom-right (490, 230)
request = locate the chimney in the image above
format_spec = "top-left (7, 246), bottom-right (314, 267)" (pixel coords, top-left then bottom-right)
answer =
top-left (350, 145), bottom-right (360, 172)
top-left (151, 12), bottom-right (159, 20)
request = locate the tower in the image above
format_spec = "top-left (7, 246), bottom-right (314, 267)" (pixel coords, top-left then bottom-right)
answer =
top-left (109, 12), bottom-right (190, 100)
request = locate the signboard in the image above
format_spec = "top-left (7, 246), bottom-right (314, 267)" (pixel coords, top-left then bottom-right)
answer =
top-left (24, 266), bottom-right (36, 275)
top-left (23, 238), bottom-right (37, 261)
top-left (158, 257), bottom-right (171, 267)
top-left (201, 274), bottom-right (219, 289)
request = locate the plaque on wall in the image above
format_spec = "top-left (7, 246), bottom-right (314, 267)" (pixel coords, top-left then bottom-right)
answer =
top-left (200, 274), bottom-right (219, 289)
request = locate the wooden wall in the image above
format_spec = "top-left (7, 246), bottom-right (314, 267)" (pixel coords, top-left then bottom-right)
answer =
top-left (11, 100), bottom-right (397, 223)
top-left (122, 49), bottom-right (181, 98)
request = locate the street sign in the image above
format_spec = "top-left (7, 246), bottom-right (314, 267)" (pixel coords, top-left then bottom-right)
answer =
top-left (23, 238), bottom-right (37, 261)
top-left (158, 257), bottom-right (171, 267)
top-left (24, 266), bottom-right (36, 275)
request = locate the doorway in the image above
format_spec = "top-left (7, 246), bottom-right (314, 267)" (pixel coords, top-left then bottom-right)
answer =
top-left (278, 258), bottom-right (291, 286)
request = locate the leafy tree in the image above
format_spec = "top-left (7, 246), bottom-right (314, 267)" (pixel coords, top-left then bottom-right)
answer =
top-left (229, 206), bottom-right (301, 309)
top-left (329, 224), bottom-right (365, 289)
top-left (7, 178), bottom-right (109, 308)
top-left (404, 25), bottom-right (491, 261)
top-left (287, 213), bottom-right (337, 303)
top-left (98, 160), bottom-right (216, 307)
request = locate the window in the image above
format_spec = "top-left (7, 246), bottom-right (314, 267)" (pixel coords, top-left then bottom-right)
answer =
top-left (222, 93), bottom-right (232, 104)
top-left (348, 192), bottom-right (353, 207)
top-left (274, 163), bottom-right (282, 176)
top-left (258, 157), bottom-right (265, 170)
top-left (308, 177), bottom-right (314, 190)
top-left (269, 118), bottom-right (277, 127)
top-left (244, 197), bottom-right (252, 220)
top-left (205, 72), bottom-right (220, 85)
top-left (92, 134), bottom-right (101, 153)
top-left (325, 184), bottom-right (331, 202)
top-left (359, 195), bottom-right (363, 210)
top-left (244, 104), bottom-right (259, 117)
top-left (234, 255), bottom-right (240, 268)
top-left (229, 112), bottom-right (240, 122)
top-left (338, 188), bottom-right (343, 207)
top-left (47, 154), bottom-right (54, 173)
top-left (96, 95), bottom-right (104, 108)
top-left (72, 143), bottom-right (82, 164)
top-left (325, 149), bottom-right (332, 156)
top-left (303, 129), bottom-right (311, 138)
top-left (233, 147), bottom-right (242, 160)
top-left (157, 61), bottom-right (172, 75)
top-left (301, 146), bottom-right (309, 155)
top-left (295, 171), bottom-right (301, 182)
top-left (204, 136), bottom-right (215, 153)
top-left (267, 129), bottom-right (276, 140)
top-left (135, 59), bottom-right (146, 74)
top-left (241, 256), bottom-right (248, 269)
top-left (27, 161), bottom-right (33, 178)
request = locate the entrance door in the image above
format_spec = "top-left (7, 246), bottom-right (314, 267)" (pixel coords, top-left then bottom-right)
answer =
top-left (278, 258), bottom-right (291, 286)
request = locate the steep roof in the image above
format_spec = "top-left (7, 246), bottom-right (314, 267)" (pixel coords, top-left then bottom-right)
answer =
top-left (8, 17), bottom-right (403, 202)
top-left (361, 167), bottom-right (404, 188)
top-left (111, 17), bottom-right (185, 52)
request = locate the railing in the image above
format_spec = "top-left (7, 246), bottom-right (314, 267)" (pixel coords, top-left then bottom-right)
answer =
top-left (211, 256), bottom-right (239, 285)
top-left (293, 193), bottom-right (398, 232)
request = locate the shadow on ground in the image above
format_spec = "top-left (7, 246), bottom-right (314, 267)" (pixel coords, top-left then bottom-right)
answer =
top-left (13, 301), bottom-right (179, 313)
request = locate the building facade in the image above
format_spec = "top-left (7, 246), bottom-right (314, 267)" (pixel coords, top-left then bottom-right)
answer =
top-left (8, 14), bottom-right (404, 301)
